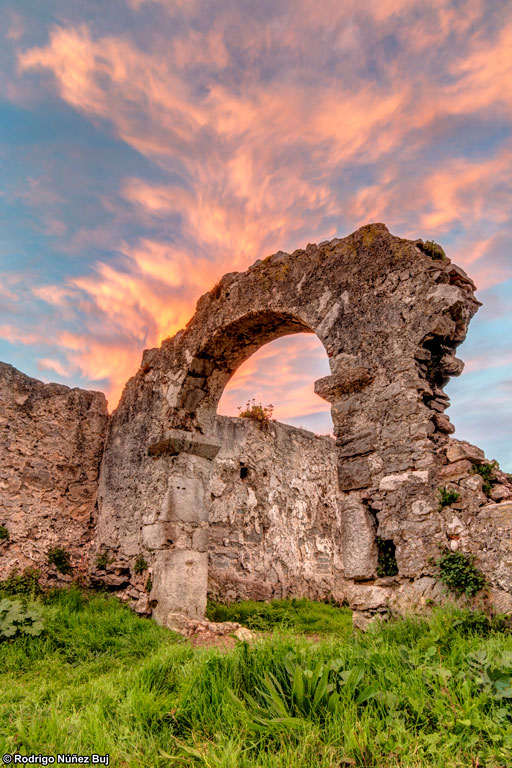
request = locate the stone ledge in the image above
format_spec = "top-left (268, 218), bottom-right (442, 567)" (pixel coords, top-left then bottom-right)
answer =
top-left (148, 429), bottom-right (221, 459)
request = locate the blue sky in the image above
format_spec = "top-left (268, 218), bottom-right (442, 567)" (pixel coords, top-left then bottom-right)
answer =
top-left (0, 0), bottom-right (511, 468)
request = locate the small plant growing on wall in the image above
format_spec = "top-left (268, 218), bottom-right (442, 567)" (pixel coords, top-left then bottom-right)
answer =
top-left (145, 576), bottom-right (153, 592)
top-left (420, 240), bottom-right (446, 261)
top-left (437, 486), bottom-right (460, 511)
top-left (134, 554), bottom-right (148, 574)
top-left (433, 546), bottom-right (486, 597)
top-left (95, 551), bottom-right (112, 570)
top-left (47, 546), bottom-right (72, 575)
top-left (0, 525), bottom-right (9, 540)
top-left (237, 399), bottom-right (274, 425)
top-left (471, 461), bottom-right (498, 496)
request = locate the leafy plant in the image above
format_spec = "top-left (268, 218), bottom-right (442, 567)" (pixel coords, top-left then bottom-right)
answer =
top-left (471, 461), bottom-right (498, 496)
top-left (145, 576), bottom-right (153, 592)
top-left (420, 240), bottom-right (446, 261)
top-left (134, 554), bottom-right (148, 574)
top-left (0, 568), bottom-right (42, 600)
top-left (230, 652), bottom-right (379, 731)
top-left (0, 598), bottom-right (44, 640)
top-left (0, 524), bottom-right (9, 540)
top-left (376, 537), bottom-right (398, 577)
top-left (237, 399), bottom-right (274, 425)
top-left (467, 650), bottom-right (512, 699)
top-left (47, 546), bottom-right (73, 575)
top-left (437, 486), bottom-right (460, 511)
top-left (434, 546), bottom-right (486, 597)
top-left (95, 551), bottom-right (112, 570)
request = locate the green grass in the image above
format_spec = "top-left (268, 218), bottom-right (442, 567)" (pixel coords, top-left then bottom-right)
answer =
top-left (1, 590), bottom-right (512, 767)
top-left (206, 597), bottom-right (352, 635)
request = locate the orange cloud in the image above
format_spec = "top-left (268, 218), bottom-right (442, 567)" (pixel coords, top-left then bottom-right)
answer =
top-left (12, 3), bottom-right (512, 420)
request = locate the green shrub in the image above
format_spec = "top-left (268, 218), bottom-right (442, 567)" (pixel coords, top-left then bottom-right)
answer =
top-left (434, 547), bottom-right (486, 597)
top-left (472, 461), bottom-right (498, 496)
top-left (0, 568), bottom-right (42, 600)
top-left (47, 546), bottom-right (72, 574)
top-left (0, 598), bottom-right (44, 640)
top-left (145, 576), bottom-right (153, 592)
top-left (421, 240), bottom-right (446, 261)
top-left (376, 537), bottom-right (398, 577)
top-left (0, 524), bottom-right (9, 540)
top-left (437, 486), bottom-right (460, 510)
top-left (237, 399), bottom-right (274, 425)
top-left (95, 551), bottom-right (112, 570)
top-left (134, 554), bottom-right (148, 574)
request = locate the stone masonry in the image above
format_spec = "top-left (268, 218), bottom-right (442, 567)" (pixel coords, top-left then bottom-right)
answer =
top-left (1, 223), bottom-right (512, 627)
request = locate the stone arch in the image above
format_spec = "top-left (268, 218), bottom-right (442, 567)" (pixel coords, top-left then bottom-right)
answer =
top-left (97, 224), bottom-right (480, 626)
top-left (177, 310), bottom-right (319, 431)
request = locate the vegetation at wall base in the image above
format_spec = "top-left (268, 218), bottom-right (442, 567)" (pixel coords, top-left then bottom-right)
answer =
top-left (206, 597), bottom-right (352, 635)
top-left (47, 546), bottom-right (73, 575)
top-left (0, 568), bottom-right (42, 600)
top-left (1, 590), bottom-right (512, 767)
top-left (434, 546), bottom-right (487, 597)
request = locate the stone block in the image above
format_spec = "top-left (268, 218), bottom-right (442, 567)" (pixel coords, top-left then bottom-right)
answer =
top-left (337, 457), bottom-right (372, 490)
top-left (379, 470), bottom-right (429, 492)
top-left (445, 440), bottom-right (485, 464)
top-left (438, 459), bottom-right (473, 481)
top-left (341, 498), bottom-right (378, 579)
top-left (314, 367), bottom-right (373, 402)
top-left (162, 476), bottom-right (207, 523)
top-left (142, 522), bottom-right (176, 549)
top-left (148, 429), bottom-right (221, 460)
top-left (336, 429), bottom-right (376, 458)
top-left (151, 549), bottom-right (208, 622)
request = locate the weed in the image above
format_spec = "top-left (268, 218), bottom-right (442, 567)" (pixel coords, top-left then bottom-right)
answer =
top-left (95, 551), bottom-right (112, 570)
top-left (0, 524), bottom-right (9, 540)
top-left (237, 399), bottom-right (274, 425)
top-left (47, 546), bottom-right (73, 574)
top-left (0, 598), bottom-right (43, 640)
top-left (0, 568), bottom-right (42, 600)
top-left (437, 486), bottom-right (461, 510)
top-left (134, 554), bottom-right (148, 574)
top-left (420, 240), bottom-right (447, 261)
top-left (472, 461), bottom-right (498, 496)
top-left (434, 546), bottom-right (487, 597)
top-left (376, 537), bottom-right (398, 577)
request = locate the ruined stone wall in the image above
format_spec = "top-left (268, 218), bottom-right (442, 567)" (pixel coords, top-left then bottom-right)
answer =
top-left (208, 416), bottom-right (343, 603)
top-left (0, 362), bottom-right (108, 582)
top-left (2, 223), bottom-right (512, 628)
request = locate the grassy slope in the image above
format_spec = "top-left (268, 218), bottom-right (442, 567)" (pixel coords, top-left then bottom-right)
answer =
top-left (1, 590), bottom-right (512, 767)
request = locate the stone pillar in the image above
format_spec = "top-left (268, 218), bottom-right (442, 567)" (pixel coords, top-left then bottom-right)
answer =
top-left (315, 370), bottom-right (379, 580)
top-left (146, 430), bottom-right (220, 625)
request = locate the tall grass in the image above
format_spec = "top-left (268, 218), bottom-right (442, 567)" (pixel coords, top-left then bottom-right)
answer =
top-left (1, 589), bottom-right (512, 767)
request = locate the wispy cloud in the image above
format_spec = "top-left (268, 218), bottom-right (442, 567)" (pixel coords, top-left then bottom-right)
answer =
top-left (0, 0), bottom-right (511, 464)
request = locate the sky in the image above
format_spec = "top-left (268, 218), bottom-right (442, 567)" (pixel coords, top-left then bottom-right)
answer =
top-left (0, 0), bottom-right (511, 469)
